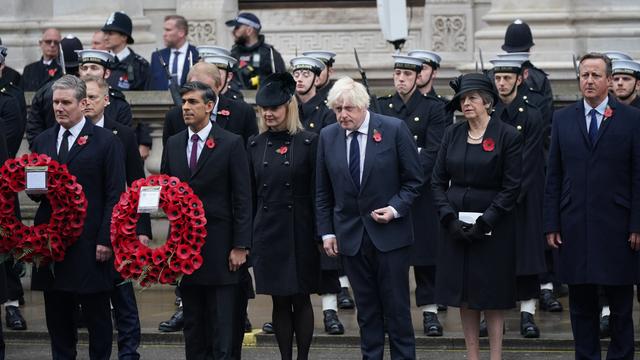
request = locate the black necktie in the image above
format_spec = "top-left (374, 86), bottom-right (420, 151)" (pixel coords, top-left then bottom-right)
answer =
top-left (588, 108), bottom-right (598, 144)
top-left (349, 132), bottom-right (360, 190)
top-left (58, 130), bottom-right (71, 163)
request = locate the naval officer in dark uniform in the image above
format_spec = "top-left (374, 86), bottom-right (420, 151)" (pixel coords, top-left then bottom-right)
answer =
top-left (291, 56), bottom-right (335, 133)
top-left (611, 59), bottom-right (640, 109)
top-left (197, 46), bottom-right (245, 102)
top-left (378, 54), bottom-right (447, 336)
top-left (302, 50), bottom-right (336, 103)
top-left (407, 50), bottom-right (453, 124)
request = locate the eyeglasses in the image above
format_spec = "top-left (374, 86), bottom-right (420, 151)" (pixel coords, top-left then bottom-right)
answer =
top-left (40, 39), bottom-right (60, 46)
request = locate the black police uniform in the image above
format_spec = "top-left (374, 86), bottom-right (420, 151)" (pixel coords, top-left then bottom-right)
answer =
top-left (378, 90), bottom-right (447, 308)
top-left (1, 66), bottom-right (22, 90)
top-left (107, 50), bottom-right (150, 91)
top-left (630, 96), bottom-right (640, 109)
top-left (297, 93), bottom-right (335, 134)
top-left (22, 58), bottom-right (63, 91)
top-left (222, 84), bottom-right (245, 102)
top-left (494, 96), bottom-right (547, 299)
top-left (0, 82), bottom-right (26, 155)
top-left (231, 35), bottom-right (286, 90)
top-left (522, 62), bottom-right (553, 122)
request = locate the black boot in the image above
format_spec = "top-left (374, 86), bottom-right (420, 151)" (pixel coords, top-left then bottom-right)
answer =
top-left (423, 312), bottom-right (443, 336)
top-left (5, 305), bottom-right (26, 330)
top-left (539, 289), bottom-right (563, 312)
top-left (337, 287), bottom-right (355, 309)
top-left (520, 312), bottom-right (540, 338)
top-left (599, 315), bottom-right (610, 339)
top-left (244, 316), bottom-right (252, 333)
top-left (158, 308), bottom-right (184, 332)
top-left (261, 322), bottom-right (274, 334)
top-left (323, 309), bottom-right (345, 335)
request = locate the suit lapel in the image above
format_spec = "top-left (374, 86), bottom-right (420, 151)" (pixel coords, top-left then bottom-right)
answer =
top-left (191, 125), bottom-right (217, 179)
top-left (592, 100), bottom-right (615, 148)
top-left (333, 126), bottom-right (353, 189)
top-left (65, 120), bottom-right (94, 164)
top-left (49, 124), bottom-right (61, 161)
top-left (180, 47), bottom-right (195, 86)
top-left (360, 114), bottom-right (382, 189)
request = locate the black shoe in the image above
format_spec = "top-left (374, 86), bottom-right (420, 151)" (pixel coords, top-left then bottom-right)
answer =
top-left (423, 312), bottom-right (443, 337)
top-left (337, 287), bottom-right (355, 309)
top-left (599, 315), bottom-right (610, 339)
top-left (520, 312), bottom-right (540, 338)
top-left (158, 308), bottom-right (184, 332)
top-left (262, 322), bottom-right (274, 334)
top-left (539, 289), bottom-right (563, 312)
top-left (437, 304), bottom-right (448, 312)
top-left (479, 319), bottom-right (488, 337)
top-left (5, 305), bottom-right (26, 330)
top-left (323, 310), bottom-right (345, 335)
top-left (244, 317), bottom-right (252, 333)
top-left (174, 296), bottom-right (182, 307)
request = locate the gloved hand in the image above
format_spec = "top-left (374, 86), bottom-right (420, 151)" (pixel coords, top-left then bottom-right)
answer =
top-left (447, 218), bottom-right (472, 243)
top-left (465, 216), bottom-right (490, 242)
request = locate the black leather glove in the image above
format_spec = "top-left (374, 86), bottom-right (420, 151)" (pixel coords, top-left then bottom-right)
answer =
top-left (447, 219), bottom-right (472, 243)
top-left (465, 216), bottom-right (490, 242)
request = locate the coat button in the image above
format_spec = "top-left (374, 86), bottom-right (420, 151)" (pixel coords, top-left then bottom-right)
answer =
top-left (518, 107), bottom-right (524, 112)
top-left (263, 161), bottom-right (268, 167)
top-left (388, 103), bottom-right (393, 108)
top-left (284, 182), bottom-right (290, 188)
top-left (522, 95), bottom-right (528, 100)
top-left (263, 183), bottom-right (268, 188)
top-left (517, 125), bottom-right (523, 131)
top-left (414, 117), bottom-right (420, 122)
top-left (284, 161), bottom-right (290, 166)
top-left (284, 141), bottom-right (291, 145)
top-left (287, 205), bottom-right (292, 210)
top-left (267, 141), bottom-right (273, 147)
top-left (263, 206), bottom-right (268, 211)
top-left (309, 123), bottom-right (315, 128)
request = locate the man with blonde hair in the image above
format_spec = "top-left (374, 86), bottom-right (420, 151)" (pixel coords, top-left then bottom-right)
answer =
top-left (316, 77), bottom-right (423, 360)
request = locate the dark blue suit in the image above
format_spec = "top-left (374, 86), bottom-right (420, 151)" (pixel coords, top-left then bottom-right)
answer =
top-left (316, 112), bottom-right (422, 359)
top-left (147, 45), bottom-right (199, 90)
top-left (544, 98), bottom-right (640, 360)
top-left (31, 119), bottom-right (126, 360)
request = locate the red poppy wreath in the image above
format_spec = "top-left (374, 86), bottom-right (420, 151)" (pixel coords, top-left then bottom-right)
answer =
top-left (0, 153), bottom-right (87, 265)
top-left (110, 174), bottom-right (207, 287)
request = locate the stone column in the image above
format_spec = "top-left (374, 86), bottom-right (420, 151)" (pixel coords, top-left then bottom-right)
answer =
top-left (176, 0), bottom-right (238, 48)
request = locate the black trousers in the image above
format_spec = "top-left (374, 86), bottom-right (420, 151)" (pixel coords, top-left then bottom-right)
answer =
top-left (569, 284), bottom-right (634, 360)
top-left (4, 259), bottom-right (23, 302)
top-left (111, 279), bottom-right (141, 360)
top-left (517, 274), bottom-right (541, 301)
top-left (413, 265), bottom-right (436, 307)
top-left (44, 290), bottom-right (112, 360)
top-left (318, 270), bottom-right (341, 295)
top-left (342, 232), bottom-right (415, 360)
top-left (181, 284), bottom-right (238, 360)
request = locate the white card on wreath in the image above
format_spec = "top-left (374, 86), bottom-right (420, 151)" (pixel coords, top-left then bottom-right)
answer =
top-left (25, 166), bottom-right (48, 194)
top-left (137, 186), bottom-right (161, 213)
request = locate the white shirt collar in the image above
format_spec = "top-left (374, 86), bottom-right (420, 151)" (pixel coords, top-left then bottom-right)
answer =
top-left (584, 96), bottom-right (609, 116)
top-left (173, 41), bottom-right (189, 55)
top-left (58, 117), bottom-right (86, 139)
top-left (188, 121), bottom-right (212, 142)
top-left (42, 58), bottom-right (53, 65)
top-left (113, 47), bottom-right (131, 61)
top-left (94, 115), bottom-right (105, 128)
top-left (346, 110), bottom-right (370, 137)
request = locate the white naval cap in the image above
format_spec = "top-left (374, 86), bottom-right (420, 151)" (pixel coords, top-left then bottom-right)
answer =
top-left (76, 49), bottom-right (114, 67)
top-left (201, 53), bottom-right (237, 70)
top-left (392, 54), bottom-right (425, 72)
top-left (407, 50), bottom-right (441, 68)
top-left (290, 56), bottom-right (325, 75)
top-left (612, 59), bottom-right (640, 78)
top-left (496, 52), bottom-right (530, 62)
top-left (489, 58), bottom-right (525, 73)
top-left (301, 50), bottom-right (336, 66)
top-left (197, 45), bottom-right (232, 57)
top-left (602, 51), bottom-right (633, 61)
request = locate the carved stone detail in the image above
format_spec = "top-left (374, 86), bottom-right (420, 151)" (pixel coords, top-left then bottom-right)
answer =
top-left (432, 15), bottom-right (467, 52)
top-left (188, 20), bottom-right (216, 46)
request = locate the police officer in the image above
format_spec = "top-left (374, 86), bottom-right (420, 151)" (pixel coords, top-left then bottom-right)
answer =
top-left (491, 57), bottom-right (546, 339)
top-left (302, 50), bottom-right (336, 102)
top-left (197, 47), bottom-right (245, 102)
top-left (378, 55), bottom-right (447, 336)
top-left (611, 60), bottom-right (640, 108)
top-left (408, 49), bottom-right (453, 124)
top-left (291, 56), bottom-right (335, 133)
top-left (102, 11), bottom-right (150, 91)
top-left (226, 12), bottom-right (286, 90)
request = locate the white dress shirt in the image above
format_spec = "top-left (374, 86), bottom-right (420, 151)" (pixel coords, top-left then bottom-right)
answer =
top-left (113, 47), bottom-right (131, 62)
top-left (95, 115), bottom-right (105, 128)
top-left (169, 42), bottom-right (190, 85)
top-left (57, 117), bottom-right (86, 153)
top-left (583, 96), bottom-right (608, 130)
top-left (186, 121), bottom-right (212, 163)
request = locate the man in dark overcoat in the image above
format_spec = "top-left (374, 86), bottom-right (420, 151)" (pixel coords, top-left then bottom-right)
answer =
top-left (162, 81), bottom-right (252, 359)
top-left (544, 52), bottom-right (640, 360)
top-left (30, 75), bottom-right (126, 360)
top-left (316, 76), bottom-right (423, 360)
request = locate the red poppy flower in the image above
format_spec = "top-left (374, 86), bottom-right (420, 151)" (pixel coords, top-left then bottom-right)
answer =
top-left (48, 68), bottom-right (57, 77)
top-left (218, 109), bottom-right (230, 116)
top-left (176, 244), bottom-right (192, 260)
top-left (372, 129), bottom-right (382, 143)
top-left (206, 138), bottom-right (215, 149)
top-left (604, 106), bottom-right (613, 118)
top-left (482, 138), bottom-right (495, 152)
top-left (77, 136), bottom-right (88, 146)
top-left (190, 253), bottom-right (203, 269)
top-left (169, 259), bottom-right (182, 272)
top-left (181, 261), bottom-right (195, 275)
top-left (276, 146), bottom-right (288, 155)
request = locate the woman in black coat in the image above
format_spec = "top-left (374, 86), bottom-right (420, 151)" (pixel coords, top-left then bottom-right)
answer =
top-left (248, 73), bottom-right (319, 360)
top-left (431, 73), bottom-right (522, 360)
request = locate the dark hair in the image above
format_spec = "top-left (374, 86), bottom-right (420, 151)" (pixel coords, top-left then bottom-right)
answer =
top-left (579, 52), bottom-right (612, 76)
top-left (165, 15), bottom-right (189, 35)
top-left (180, 81), bottom-right (217, 104)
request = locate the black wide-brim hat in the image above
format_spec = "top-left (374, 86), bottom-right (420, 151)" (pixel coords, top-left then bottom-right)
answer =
top-left (102, 11), bottom-right (134, 44)
top-left (256, 73), bottom-right (296, 107)
top-left (446, 73), bottom-right (498, 112)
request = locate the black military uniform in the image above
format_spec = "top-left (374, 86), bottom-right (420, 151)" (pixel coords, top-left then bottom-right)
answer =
top-left (102, 12), bottom-right (150, 91)
top-left (22, 58), bottom-right (63, 91)
top-left (298, 94), bottom-right (335, 133)
top-left (1, 67), bottom-right (22, 91)
top-left (302, 50), bottom-right (337, 104)
top-left (226, 13), bottom-right (286, 90)
top-left (378, 54), bottom-right (447, 337)
top-left (223, 83), bottom-right (245, 102)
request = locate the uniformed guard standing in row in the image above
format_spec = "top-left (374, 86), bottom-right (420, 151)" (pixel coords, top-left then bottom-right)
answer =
top-left (378, 54), bottom-right (447, 336)
top-left (611, 59), bottom-right (640, 109)
top-left (407, 50), bottom-right (453, 124)
top-left (197, 46), bottom-right (245, 102)
top-left (226, 12), bottom-right (286, 90)
top-left (0, 38), bottom-right (22, 90)
top-left (290, 56), bottom-right (335, 133)
top-left (302, 51), bottom-right (337, 102)
top-left (490, 57), bottom-right (547, 339)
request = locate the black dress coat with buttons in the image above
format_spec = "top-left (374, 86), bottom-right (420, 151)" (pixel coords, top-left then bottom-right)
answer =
top-left (247, 130), bottom-right (320, 296)
top-left (297, 93), bottom-right (336, 134)
top-left (432, 117), bottom-right (522, 309)
top-left (378, 90), bottom-right (447, 266)
top-left (494, 96), bottom-right (546, 276)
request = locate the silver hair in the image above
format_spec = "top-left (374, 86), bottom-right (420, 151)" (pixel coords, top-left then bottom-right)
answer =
top-left (51, 75), bottom-right (86, 102)
top-left (327, 76), bottom-right (370, 110)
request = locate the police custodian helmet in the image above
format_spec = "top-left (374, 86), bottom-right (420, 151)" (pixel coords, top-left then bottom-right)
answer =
top-left (502, 19), bottom-right (535, 53)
